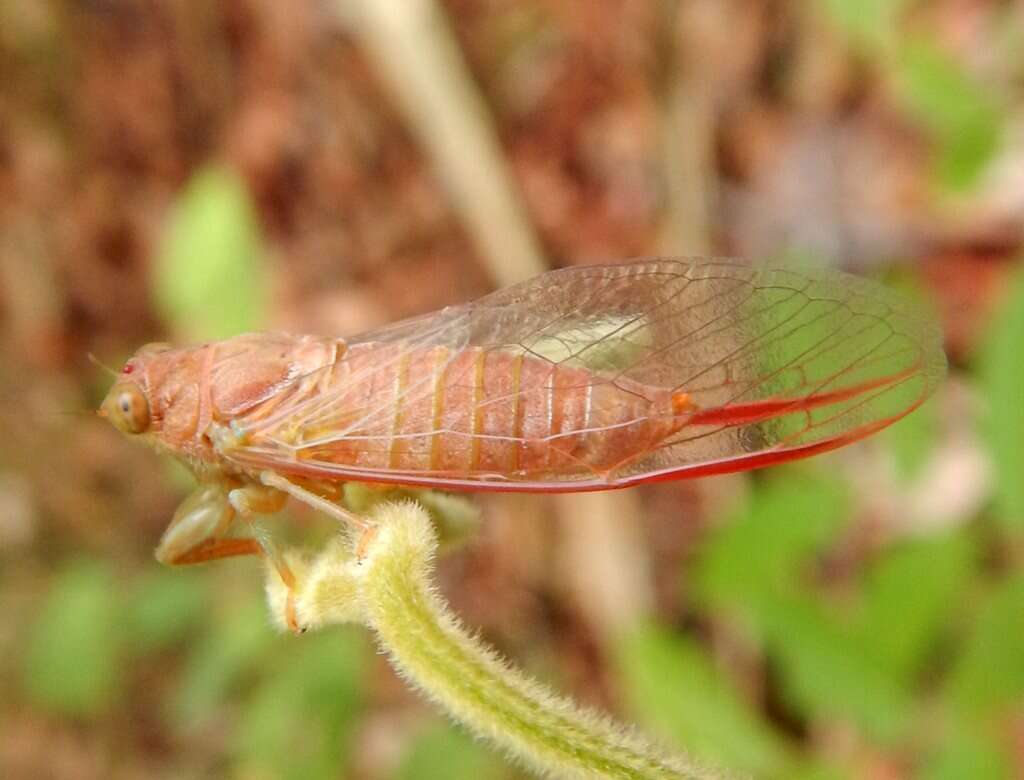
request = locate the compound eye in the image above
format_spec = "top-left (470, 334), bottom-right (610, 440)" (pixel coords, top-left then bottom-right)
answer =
top-left (105, 383), bottom-right (151, 435)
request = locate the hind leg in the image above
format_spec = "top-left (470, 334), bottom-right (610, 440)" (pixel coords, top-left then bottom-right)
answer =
top-left (256, 471), bottom-right (383, 559)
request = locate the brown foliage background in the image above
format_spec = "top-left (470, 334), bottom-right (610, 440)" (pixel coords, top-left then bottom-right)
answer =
top-left (1, 1), bottom-right (1021, 778)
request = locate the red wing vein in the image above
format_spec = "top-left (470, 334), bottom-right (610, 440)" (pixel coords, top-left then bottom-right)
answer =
top-left (675, 288), bottom-right (903, 410)
top-left (711, 305), bottom-right (878, 409)
top-left (773, 368), bottom-right (924, 450)
top-left (682, 342), bottom-right (923, 404)
top-left (701, 324), bottom-right (895, 430)
top-left (659, 329), bottom-right (906, 456)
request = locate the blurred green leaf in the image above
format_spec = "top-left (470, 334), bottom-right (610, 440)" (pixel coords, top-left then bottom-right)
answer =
top-left (879, 270), bottom-right (942, 480)
top-left (154, 164), bottom-right (268, 340)
top-left (922, 730), bottom-right (1011, 780)
top-left (126, 569), bottom-right (208, 652)
top-left (893, 38), bottom-right (1001, 191)
top-left (395, 723), bottom-right (499, 780)
top-left (692, 468), bottom-right (850, 613)
top-left (689, 467), bottom-right (925, 743)
top-left (163, 458), bottom-right (199, 492)
top-left (784, 764), bottom-right (849, 780)
top-left (174, 596), bottom-right (276, 724)
top-left (854, 530), bottom-right (976, 684)
top-left (234, 630), bottom-right (366, 780)
top-left (615, 624), bottom-right (792, 776)
top-left (821, 0), bottom-right (1009, 200)
top-left (819, 0), bottom-right (909, 52)
top-left (760, 598), bottom-right (913, 743)
top-left (946, 574), bottom-right (1024, 716)
top-left (23, 559), bottom-right (123, 716)
top-left (978, 265), bottom-right (1024, 530)
top-left (882, 393), bottom-right (939, 482)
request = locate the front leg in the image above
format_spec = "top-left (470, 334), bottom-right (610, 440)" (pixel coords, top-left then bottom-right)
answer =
top-left (155, 481), bottom-right (302, 632)
top-left (155, 483), bottom-right (240, 566)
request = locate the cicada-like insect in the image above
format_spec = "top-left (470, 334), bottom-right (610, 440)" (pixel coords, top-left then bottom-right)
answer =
top-left (100, 259), bottom-right (945, 629)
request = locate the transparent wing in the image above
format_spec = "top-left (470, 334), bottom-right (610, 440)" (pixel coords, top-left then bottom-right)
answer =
top-left (225, 258), bottom-right (946, 490)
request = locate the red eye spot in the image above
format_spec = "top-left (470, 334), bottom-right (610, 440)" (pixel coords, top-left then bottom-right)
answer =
top-left (122, 364), bottom-right (135, 375)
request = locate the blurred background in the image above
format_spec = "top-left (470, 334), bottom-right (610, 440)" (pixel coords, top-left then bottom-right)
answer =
top-left (1, 1), bottom-right (1023, 778)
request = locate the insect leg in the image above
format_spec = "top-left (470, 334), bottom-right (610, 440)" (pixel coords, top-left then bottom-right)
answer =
top-left (257, 471), bottom-right (379, 560)
top-left (155, 484), bottom-right (240, 566)
top-left (165, 537), bottom-right (265, 565)
top-left (228, 482), bottom-right (288, 515)
top-left (258, 471), bottom-right (372, 532)
top-left (226, 482), bottom-right (304, 632)
top-left (155, 482), bottom-right (302, 632)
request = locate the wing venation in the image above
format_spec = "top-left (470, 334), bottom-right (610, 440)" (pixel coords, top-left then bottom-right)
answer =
top-left (224, 258), bottom-right (946, 489)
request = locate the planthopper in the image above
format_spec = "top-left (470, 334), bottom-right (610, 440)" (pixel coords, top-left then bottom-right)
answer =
top-left (99, 258), bottom-right (946, 630)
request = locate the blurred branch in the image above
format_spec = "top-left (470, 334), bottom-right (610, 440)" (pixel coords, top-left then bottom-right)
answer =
top-left (266, 501), bottom-right (719, 779)
top-left (656, 0), bottom-right (717, 255)
top-left (554, 490), bottom-right (655, 638)
top-left (340, 0), bottom-right (546, 286)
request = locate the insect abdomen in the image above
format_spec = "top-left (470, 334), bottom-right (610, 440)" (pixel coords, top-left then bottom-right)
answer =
top-left (383, 346), bottom-right (599, 474)
top-left (292, 344), bottom-right (679, 478)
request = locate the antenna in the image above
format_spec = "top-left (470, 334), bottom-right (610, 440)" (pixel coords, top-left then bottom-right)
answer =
top-left (87, 352), bottom-right (119, 378)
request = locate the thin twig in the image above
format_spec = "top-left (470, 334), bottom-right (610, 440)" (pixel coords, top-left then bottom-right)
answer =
top-left (340, 0), bottom-right (547, 286)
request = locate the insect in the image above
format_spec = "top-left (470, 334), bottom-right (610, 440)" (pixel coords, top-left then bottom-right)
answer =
top-left (100, 259), bottom-right (945, 630)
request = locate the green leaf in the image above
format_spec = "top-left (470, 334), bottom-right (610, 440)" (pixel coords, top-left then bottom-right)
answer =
top-left (760, 598), bottom-right (913, 743)
top-left (692, 468), bottom-right (850, 614)
top-left (615, 624), bottom-right (792, 776)
top-left (978, 265), bottom-right (1024, 530)
top-left (395, 724), bottom-right (500, 780)
top-left (854, 530), bottom-right (976, 684)
top-left (784, 763), bottom-right (850, 780)
top-left (154, 165), bottom-right (268, 340)
top-left (126, 569), bottom-right (208, 652)
top-left (946, 574), bottom-right (1024, 716)
top-left (235, 630), bottom-right (367, 780)
top-left (882, 393), bottom-right (939, 481)
top-left (893, 39), bottom-right (1001, 191)
top-left (877, 273), bottom-right (943, 480)
top-left (922, 730), bottom-right (1011, 780)
top-left (22, 559), bottom-right (123, 716)
top-left (819, 0), bottom-right (909, 52)
top-left (174, 596), bottom-right (276, 725)
top-left (690, 467), bottom-right (919, 742)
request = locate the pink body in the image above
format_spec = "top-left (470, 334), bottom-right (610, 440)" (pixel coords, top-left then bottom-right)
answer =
top-left (122, 334), bottom-right (686, 481)
top-left (103, 260), bottom-right (945, 491)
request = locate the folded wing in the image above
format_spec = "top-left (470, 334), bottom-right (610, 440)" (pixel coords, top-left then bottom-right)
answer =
top-left (225, 258), bottom-right (946, 491)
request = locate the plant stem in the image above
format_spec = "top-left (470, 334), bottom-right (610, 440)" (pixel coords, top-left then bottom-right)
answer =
top-left (267, 501), bottom-right (721, 779)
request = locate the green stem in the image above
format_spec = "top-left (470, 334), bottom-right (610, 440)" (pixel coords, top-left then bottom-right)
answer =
top-left (266, 501), bottom-right (721, 780)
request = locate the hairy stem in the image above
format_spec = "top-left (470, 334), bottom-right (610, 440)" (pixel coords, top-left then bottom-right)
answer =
top-left (266, 501), bottom-right (721, 780)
